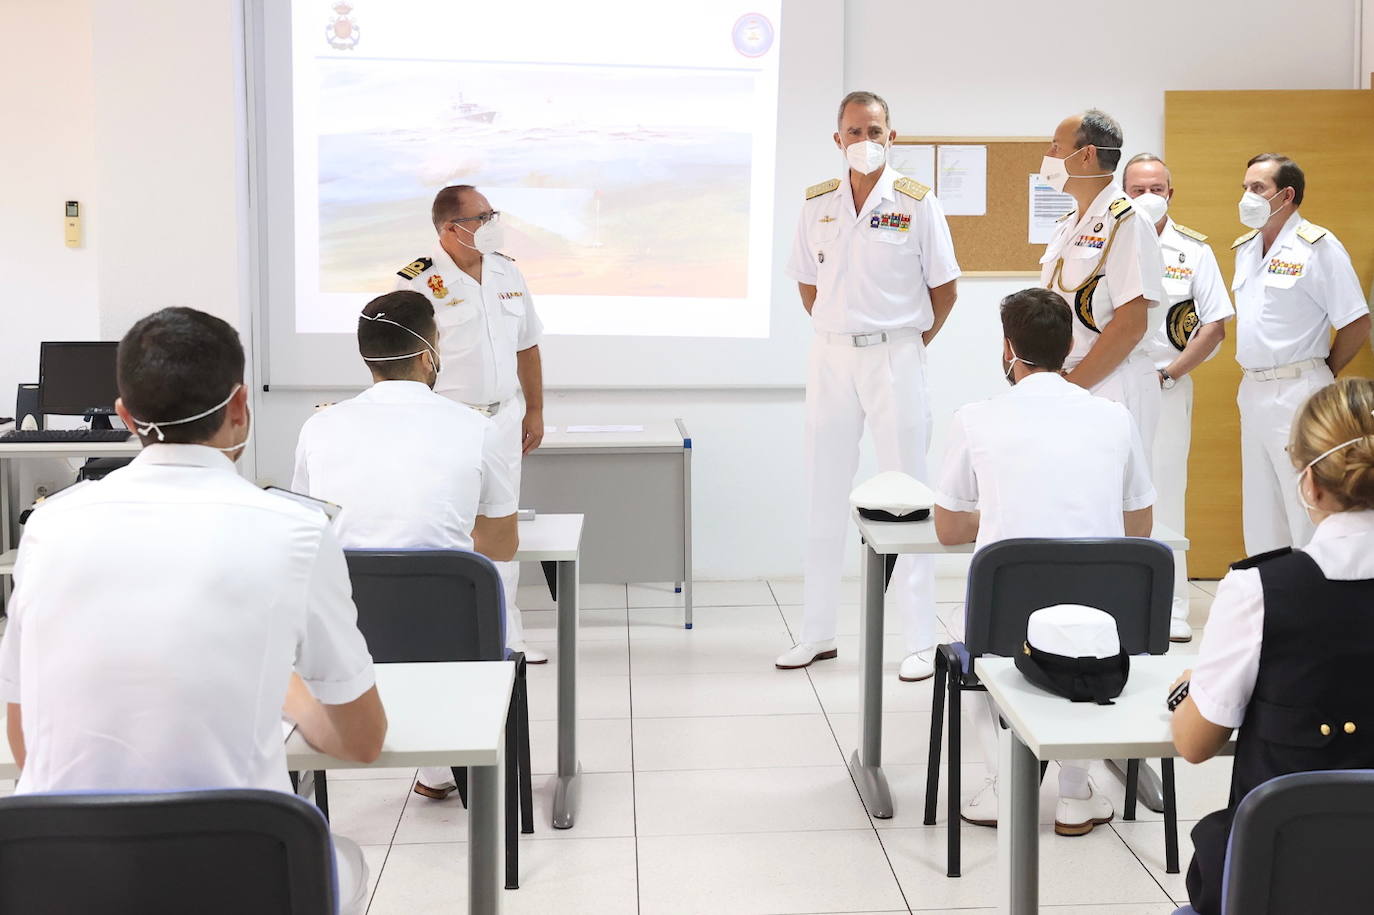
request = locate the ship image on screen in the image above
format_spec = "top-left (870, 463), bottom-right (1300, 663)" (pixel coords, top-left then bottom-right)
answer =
top-left (293, 0), bottom-right (780, 339)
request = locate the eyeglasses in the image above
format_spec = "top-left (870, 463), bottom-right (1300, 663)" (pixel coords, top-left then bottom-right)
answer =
top-left (451, 210), bottom-right (501, 227)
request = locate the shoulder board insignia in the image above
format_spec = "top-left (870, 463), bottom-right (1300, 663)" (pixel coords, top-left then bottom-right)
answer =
top-left (494, 252), bottom-right (516, 261)
top-left (396, 256), bottom-right (432, 280)
top-left (1296, 222), bottom-right (1328, 245)
top-left (1055, 209), bottom-right (1076, 223)
top-left (893, 177), bottom-right (930, 201)
top-left (805, 178), bottom-right (841, 200)
top-left (1107, 197), bottom-right (1132, 220)
top-left (1230, 546), bottom-right (1293, 571)
top-left (1172, 223), bottom-right (1207, 243)
top-left (1232, 229), bottom-right (1259, 249)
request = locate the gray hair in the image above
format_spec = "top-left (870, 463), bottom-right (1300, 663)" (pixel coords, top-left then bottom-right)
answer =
top-left (1075, 109), bottom-right (1123, 171)
top-left (1124, 152), bottom-right (1171, 186)
top-left (837, 91), bottom-right (890, 130)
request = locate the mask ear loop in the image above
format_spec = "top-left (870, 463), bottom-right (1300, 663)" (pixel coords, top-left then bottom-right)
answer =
top-left (359, 312), bottom-right (441, 373)
top-left (129, 384), bottom-right (242, 443)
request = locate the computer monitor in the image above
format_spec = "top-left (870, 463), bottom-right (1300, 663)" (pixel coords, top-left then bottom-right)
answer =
top-left (39, 342), bottom-right (120, 423)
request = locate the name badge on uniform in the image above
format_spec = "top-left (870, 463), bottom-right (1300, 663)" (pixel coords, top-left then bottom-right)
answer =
top-left (1266, 258), bottom-right (1304, 277)
top-left (1075, 234), bottom-right (1106, 249)
top-left (870, 212), bottom-right (911, 232)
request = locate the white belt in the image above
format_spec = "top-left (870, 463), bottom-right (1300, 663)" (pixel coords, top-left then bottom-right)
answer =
top-left (819, 327), bottom-right (921, 347)
top-left (1243, 358), bottom-right (1326, 382)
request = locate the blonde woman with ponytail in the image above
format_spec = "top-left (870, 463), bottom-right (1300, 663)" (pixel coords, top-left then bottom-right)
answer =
top-left (1165, 377), bottom-right (1374, 915)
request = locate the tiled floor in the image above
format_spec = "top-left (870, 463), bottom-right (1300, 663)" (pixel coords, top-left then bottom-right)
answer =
top-left (0, 578), bottom-right (1222, 914)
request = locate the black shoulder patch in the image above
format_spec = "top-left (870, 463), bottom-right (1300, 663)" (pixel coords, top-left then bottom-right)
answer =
top-left (1230, 547), bottom-right (1294, 571)
top-left (396, 257), bottom-right (432, 280)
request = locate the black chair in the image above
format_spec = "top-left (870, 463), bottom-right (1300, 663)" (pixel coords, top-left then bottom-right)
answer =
top-left (1172, 769), bottom-right (1374, 915)
top-left (305, 549), bottom-right (534, 890)
top-left (922, 537), bottom-right (1175, 877)
top-left (0, 789), bottom-right (335, 914)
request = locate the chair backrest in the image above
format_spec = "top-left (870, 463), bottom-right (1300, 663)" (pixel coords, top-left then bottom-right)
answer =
top-left (964, 538), bottom-right (1173, 659)
top-left (344, 549), bottom-right (505, 663)
top-left (0, 789), bottom-right (336, 914)
top-left (1223, 769), bottom-right (1374, 914)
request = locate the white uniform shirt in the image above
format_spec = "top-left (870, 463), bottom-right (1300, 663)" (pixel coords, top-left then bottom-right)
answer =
top-left (1190, 510), bottom-right (1374, 729)
top-left (935, 371), bottom-right (1156, 552)
top-left (395, 248), bottom-right (544, 406)
top-left (1039, 183), bottom-right (1164, 370)
top-left (1231, 212), bottom-right (1368, 370)
top-left (786, 165), bottom-right (961, 334)
top-left (1143, 219), bottom-right (1235, 370)
top-left (292, 380), bottom-right (518, 551)
top-left (0, 445), bottom-right (375, 795)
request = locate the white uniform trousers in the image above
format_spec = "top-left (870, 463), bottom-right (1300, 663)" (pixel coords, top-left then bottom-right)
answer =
top-left (801, 333), bottom-right (935, 654)
top-left (1238, 365), bottom-right (1332, 555)
top-left (1090, 352), bottom-right (1162, 464)
top-left (1151, 376), bottom-right (1194, 623)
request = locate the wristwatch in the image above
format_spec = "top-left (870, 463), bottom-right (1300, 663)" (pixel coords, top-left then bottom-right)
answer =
top-left (1167, 679), bottom-right (1191, 712)
top-left (1158, 369), bottom-right (1177, 391)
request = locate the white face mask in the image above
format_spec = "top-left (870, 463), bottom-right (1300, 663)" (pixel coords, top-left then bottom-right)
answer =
top-left (1238, 189), bottom-right (1288, 230)
top-left (1039, 146), bottom-right (1119, 194)
top-left (129, 383), bottom-right (252, 458)
top-left (1003, 342), bottom-right (1038, 384)
top-left (844, 139), bottom-right (888, 175)
top-left (457, 219), bottom-right (504, 256)
top-left (1296, 418), bottom-right (1374, 513)
top-left (359, 311), bottom-right (442, 384)
top-left (1131, 192), bottom-right (1169, 225)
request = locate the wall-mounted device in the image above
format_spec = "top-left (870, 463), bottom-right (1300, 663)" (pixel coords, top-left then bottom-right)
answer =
top-left (64, 200), bottom-right (81, 248)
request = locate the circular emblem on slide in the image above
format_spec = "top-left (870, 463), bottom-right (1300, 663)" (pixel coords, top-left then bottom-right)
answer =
top-left (732, 13), bottom-right (775, 58)
top-left (325, 2), bottom-right (359, 51)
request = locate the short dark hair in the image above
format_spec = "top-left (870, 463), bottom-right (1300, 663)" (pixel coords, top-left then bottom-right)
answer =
top-left (837, 90), bottom-right (890, 130)
top-left (117, 307), bottom-right (245, 444)
top-left (1075, 109), bottom-right (1123, 171)
top-left (358, 291), bottom-right (437, 380)
top-left (431, 184), bottom-right (477, 231)
top-left (1247, 153), bottom-right (1305, 206)
top-left (1000, 288), bottom-right (1072, 372)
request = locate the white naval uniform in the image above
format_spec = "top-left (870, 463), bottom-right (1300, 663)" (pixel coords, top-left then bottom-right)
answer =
top-left (0, 445), bottom-right (377, 914)
top-left (787, 165), bottom-right (961, 654)
top-left (1231, 213), bottom-right (1369, 555)
top-left (1143, 220), bottom-right (1234, 621)
top-left (396, 248), bottom-right (544, 645)
top-left (1040, 183), bottom-right (1165, 457)
top-left (292, 380), bottom-right (518, 793)
top-left (934, 371), bottom-right (1155, 788)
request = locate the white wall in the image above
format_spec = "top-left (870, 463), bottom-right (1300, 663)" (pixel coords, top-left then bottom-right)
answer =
top-left (5, 0), bottom-right (1363, 579)
top-left (0, 0), bottom-right (100, 419)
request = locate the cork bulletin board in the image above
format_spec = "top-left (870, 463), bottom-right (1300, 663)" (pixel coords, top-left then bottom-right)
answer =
top-left (894, 136), bottom-right (1050, 275)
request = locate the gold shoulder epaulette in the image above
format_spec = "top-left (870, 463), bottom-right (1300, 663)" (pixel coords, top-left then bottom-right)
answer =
top-left (893, 177), bottom-right (930, 201)
top-left (494, 252), bottom-right (517, 261)
top-left (1232, 229), bottom-right (1259, 249)
top-left (1108, 197), bottom-right (1132, 220)
top-left (1173, 223), bottom-right (1208, 243)
top-left (396, 256), bottom-right (432, 280)
top-left (805, 178), bottom-right (840, 200)
top-left (1296, 222), bottom-right (1329, 244)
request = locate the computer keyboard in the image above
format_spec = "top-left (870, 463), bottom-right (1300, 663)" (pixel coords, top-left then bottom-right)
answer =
top-left (0, 429), bottom-right (134, 444)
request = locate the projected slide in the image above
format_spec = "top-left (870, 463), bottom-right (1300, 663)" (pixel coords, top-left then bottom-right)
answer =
top-left (292, 0), bottom-right (781, 338)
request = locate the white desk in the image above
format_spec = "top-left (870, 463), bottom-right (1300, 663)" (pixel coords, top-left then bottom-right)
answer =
top-left (978, 655), bottom-right (1234, 915)
top-left (522, 421), bottom-right (693, 627)
top-left (0, 439), bottom-right (142, 605)
top-left (1, 661), bottom-right (514, 915)
top-left (514, 513), bottom-right (583, 829)
top-left (848, 516), bottom-right (1190, 819)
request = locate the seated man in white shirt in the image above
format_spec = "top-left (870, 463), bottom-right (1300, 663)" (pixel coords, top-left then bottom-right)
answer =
top-left (0, 307), bottom-right (386, 914)
top-left (293, 289), bottom-right (517, 801)
top-left (934, 287), bottom-right (1156, 836)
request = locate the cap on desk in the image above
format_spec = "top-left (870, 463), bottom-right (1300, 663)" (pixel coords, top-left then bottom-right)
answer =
top-left (850, 471), bottom-right (933, 523)
top-left (1014, 604), bottom-right (1129, 705)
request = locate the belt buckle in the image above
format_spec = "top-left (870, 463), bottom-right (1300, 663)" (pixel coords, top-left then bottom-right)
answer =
top-left (853, 332), bottom-right (886, 348)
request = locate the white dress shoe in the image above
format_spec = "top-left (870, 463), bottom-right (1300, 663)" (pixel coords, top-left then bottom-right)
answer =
top-left (775, 640), bottom-right (837, 669)
top-left (1169, 617), bottom-right (1193, 643)
top-left (960, 777), bottom-right (998, 827)
top-left (1055, 781), bottom-right (1114, 836)
top-left (898, 649), bottom-right (935, 682)
top-left (510, 642), bottom-right (548, 664)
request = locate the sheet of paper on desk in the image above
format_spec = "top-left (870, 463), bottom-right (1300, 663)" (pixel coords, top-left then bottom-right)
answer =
top-left (566, 425), bottom-right (645, 433)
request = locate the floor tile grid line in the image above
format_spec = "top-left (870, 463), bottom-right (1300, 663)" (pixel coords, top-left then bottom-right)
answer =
top-left (364, 768), bottom-right (416, 914)
top-left (622, 601), bottom-right (644, 915)
top-left (1105, 818), bottom-right (1186, 907)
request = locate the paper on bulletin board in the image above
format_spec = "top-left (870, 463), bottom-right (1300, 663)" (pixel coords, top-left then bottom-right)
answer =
top-left (889, 144), bottom-right (935, 188)
top-left (1028, 174), bottom-right (1076, 244)
top-left (935, 145), bottom-right (987, 216)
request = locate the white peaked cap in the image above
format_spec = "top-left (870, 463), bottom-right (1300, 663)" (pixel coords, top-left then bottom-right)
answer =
top-left (849, 471), bottom-right (935, 515)
top-left (1025, 605), bottom-right (1121, 660)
